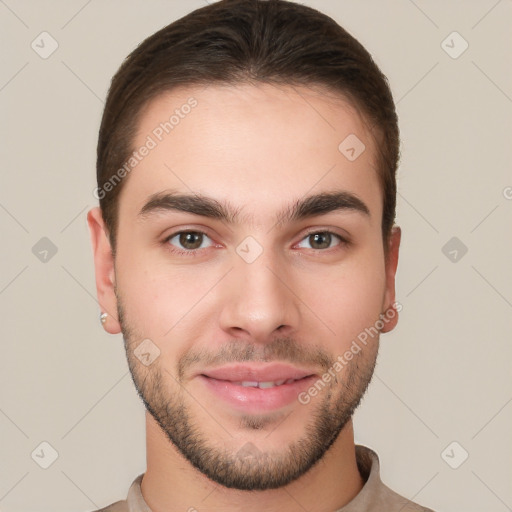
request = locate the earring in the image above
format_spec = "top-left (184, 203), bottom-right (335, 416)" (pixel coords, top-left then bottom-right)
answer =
top-left (100, 312), bottom-right (108, 325)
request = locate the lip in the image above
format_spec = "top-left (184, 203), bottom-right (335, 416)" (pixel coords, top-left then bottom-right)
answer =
top-left (197, 363), bottom-right (317, 413)
top-left (200, 363), bottom-right (316, 382)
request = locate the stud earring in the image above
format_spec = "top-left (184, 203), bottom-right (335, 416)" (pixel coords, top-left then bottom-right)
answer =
top-left (100, 312), bottom-right (108, 325)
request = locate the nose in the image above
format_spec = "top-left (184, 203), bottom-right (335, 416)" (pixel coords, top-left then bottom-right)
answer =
top-left (218, 247), bottom-right (301, 343)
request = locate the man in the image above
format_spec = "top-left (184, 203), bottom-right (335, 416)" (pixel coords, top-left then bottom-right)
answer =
top-left (87, 0), bottom-right (434, 510)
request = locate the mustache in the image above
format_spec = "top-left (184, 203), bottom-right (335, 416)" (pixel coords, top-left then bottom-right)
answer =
top-left (177, 337), bottom-right (335, 380)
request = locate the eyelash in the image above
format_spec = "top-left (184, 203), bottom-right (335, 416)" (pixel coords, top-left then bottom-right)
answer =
top-left (162, 229), bottom-right (349, 257)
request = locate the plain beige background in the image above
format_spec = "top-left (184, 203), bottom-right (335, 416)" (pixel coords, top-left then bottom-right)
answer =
top-left (1, 1), bottom-right (511, 511)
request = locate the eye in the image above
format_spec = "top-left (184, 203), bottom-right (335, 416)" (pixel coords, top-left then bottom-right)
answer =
top-left (296, 231), bottom-right (345, 250)
top-left (165, 231), bottom-right (214, 253)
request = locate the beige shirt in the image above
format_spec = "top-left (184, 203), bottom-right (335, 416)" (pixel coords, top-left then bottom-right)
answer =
top-left (94, 445), bottom-right (434, 512)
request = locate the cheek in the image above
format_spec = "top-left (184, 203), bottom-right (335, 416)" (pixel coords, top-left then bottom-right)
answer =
top-left (115, 231), bottom-right (388, 358)
top-left (303, 250), bottom-right (386, 345)
top-left (115, 249), bottom-right (217, 345)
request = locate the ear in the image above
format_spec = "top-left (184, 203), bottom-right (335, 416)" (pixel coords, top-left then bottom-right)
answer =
top-left (381, 226), bottom-right (401, 334)
top-left (87, 207), bottom-right (121, 334)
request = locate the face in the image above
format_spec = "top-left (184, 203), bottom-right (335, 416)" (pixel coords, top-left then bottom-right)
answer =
top-left (89, 83), bottom-right (400, 490)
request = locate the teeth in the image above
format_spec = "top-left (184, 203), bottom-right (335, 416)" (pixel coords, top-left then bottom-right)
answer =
top-left (240, 381), bottom-right (259, 387)
top-left (235, 379), bottom-right (296, 388)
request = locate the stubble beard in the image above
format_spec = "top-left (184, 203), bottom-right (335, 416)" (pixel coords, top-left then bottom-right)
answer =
top-left (117, 297), bottom-right (378, 491)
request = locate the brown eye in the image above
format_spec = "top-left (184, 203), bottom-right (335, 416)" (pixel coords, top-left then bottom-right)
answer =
top-left (309, 232), bottom-right (332, 249)
top-left (166, 231), bottom-right (214, 253)
top-left (179, 232), bottom-right (204, 249)
top-left (297, 231), bottom-right (343, 250)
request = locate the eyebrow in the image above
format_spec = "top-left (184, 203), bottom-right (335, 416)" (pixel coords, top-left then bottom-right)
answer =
top-left (138, 189), bottom-right (370, 226)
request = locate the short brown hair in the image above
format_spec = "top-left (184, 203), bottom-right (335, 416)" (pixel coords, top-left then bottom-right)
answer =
top-left (96, 0), bottom-right (399, 250)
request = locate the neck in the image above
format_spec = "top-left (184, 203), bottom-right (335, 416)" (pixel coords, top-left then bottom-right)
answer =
top-left (141, 412), bottom-right (364, 512)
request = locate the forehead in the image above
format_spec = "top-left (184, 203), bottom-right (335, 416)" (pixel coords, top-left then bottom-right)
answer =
top-left (119, 82), bottom-right (381, 225)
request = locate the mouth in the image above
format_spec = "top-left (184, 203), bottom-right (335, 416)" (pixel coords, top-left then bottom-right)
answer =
top-left (219, 377), bottom-right (306, 389)
top-left (197, 363), bottom-right (317, 413)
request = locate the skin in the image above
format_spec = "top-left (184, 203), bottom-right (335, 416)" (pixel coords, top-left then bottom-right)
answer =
top-left (88, 83), bottom-right (400, 512)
